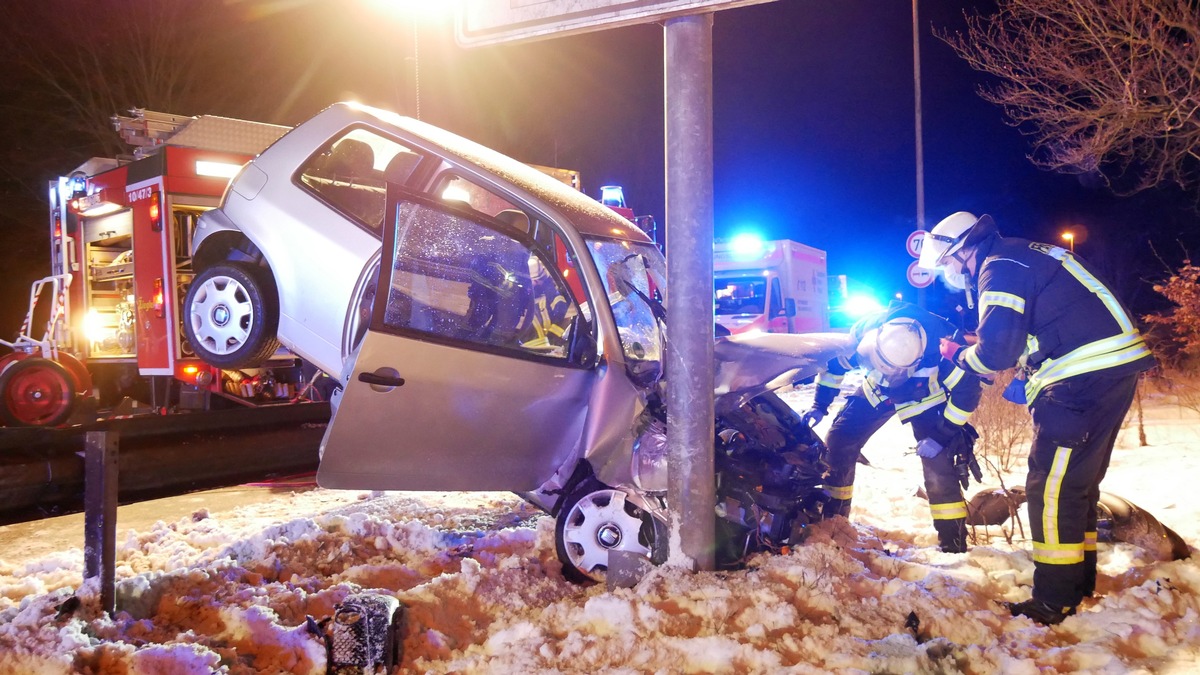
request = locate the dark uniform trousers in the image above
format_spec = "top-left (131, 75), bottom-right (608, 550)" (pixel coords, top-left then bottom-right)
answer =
top-left (825, 390), bottom-right (968, 552)
top-left (1027, 371), bottom-right (1140, 608)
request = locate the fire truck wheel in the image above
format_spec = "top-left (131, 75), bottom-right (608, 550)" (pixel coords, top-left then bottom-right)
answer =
top-left (0, 357), bottom-right (77, 427)
top-left (183, 262), bottom-right (281, 369)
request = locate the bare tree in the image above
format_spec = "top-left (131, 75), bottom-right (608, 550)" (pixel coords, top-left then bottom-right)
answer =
top-left (938, 0), bottom-right (1200, 195)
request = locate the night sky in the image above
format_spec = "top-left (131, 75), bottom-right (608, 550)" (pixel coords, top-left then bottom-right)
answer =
top-left (0, 0), bottom-right (1195, 331)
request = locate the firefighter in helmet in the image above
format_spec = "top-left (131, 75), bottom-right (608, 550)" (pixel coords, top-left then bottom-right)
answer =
top-left (920, 211), bottom-right (1155, 624)
top-left (804, 302), bottom-right (983, 553)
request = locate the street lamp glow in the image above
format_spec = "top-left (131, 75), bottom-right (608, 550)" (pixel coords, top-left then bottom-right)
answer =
top-left (1062, 231), bottom-right (1075, 253)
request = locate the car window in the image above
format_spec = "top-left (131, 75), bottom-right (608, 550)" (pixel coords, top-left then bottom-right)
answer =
top-left (434, 172), bottom-right (526, 231)
top-left (298, 128), bottom-right (423, 235)
top-left (382, 200), bottom-right (583, 361)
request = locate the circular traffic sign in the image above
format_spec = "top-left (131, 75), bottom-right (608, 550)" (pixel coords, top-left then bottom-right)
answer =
top-left (907, 260), bottom-right (934, 288)
top-left (905, 230), bottom-right (926, 258)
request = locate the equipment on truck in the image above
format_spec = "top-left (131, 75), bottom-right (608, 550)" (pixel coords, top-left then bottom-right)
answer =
top-left (0, 109), bottom-right (325, 426)
top-left (714, 236), bottom-right (829, 336)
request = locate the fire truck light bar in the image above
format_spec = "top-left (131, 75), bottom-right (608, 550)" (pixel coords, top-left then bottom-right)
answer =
top-left (195, 160), bottom-right (242, 178)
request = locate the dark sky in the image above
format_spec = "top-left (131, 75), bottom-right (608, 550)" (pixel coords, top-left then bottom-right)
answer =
top-left (391, 0), bottom-right (1196, 316)
top-left (1, 0), bottom-right (1195, 329)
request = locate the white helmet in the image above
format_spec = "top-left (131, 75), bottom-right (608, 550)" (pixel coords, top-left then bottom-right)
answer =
top-left (918, 212), bottom-right (991, 271)
top-left (857, 317), bottom-right (926, 385)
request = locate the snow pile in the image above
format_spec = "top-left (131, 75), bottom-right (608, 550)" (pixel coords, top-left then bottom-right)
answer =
top-left (1, 391), bottom-right (1199, 674)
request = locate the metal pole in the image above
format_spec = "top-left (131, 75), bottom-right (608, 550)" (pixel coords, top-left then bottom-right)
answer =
top-left (664, 13), bottom-right (715, 572)
top-left (84, 431), bottom-right (118, 616)
top-left (913, 0), bottom-right (927, 308)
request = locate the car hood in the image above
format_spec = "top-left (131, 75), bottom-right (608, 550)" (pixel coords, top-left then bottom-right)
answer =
top-left (713, 332), bottom-right (854, 413)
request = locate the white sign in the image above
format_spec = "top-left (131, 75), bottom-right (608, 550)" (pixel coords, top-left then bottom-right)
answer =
top-left (907, 260), bottom-right (934, 289)
top-left (457, 0), bottom-right (777, 47)
top-left (905, 230), bottom-right (925, 259)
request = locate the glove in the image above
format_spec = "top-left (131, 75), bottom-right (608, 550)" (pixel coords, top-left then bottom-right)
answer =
top-left (801, 408), bottom-right (826, 427)
top-left (950, 423), bottom-right (983, 489)
top-left (939, 338), bottom-right (963, 361)
top-left (916, 437), bottom-right (944, 458)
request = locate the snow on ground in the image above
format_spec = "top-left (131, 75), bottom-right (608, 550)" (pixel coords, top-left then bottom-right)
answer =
top-left (2, 387), bottom-right (1200, 674)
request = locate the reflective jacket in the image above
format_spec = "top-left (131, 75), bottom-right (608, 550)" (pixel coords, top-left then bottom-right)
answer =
top-left (814, 302), bottom-right (982, 441)
top-left (953, 235), bottom-right (1154, 402)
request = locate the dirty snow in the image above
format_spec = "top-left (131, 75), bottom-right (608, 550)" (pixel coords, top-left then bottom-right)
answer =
top-left (1, 386), bottom-right (1199, 674)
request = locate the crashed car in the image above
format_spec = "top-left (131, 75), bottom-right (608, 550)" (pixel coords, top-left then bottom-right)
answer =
top-left (186, 101), bottom-right (851, 581)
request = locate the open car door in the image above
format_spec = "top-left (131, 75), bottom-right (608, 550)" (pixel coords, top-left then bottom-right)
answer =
top-left (318, 191), bottom-right (597, 492)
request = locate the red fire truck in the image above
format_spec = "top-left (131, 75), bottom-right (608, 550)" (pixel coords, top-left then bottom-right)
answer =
top-left (0, 110), bottom-right (318, 427)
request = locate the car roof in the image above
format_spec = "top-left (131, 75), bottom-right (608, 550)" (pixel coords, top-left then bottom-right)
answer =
top-left (319, 102), bottom-right (653, 245)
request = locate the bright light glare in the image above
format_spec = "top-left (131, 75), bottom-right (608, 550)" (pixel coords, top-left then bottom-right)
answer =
top-left (844, 294), bottom-right (884, 319)
top-left (85, 308), bottom-right (111, 344)
top-left (196, 161), bottom-right (242, 179)
top-left (364, 0), bottom-right (454, 19)
top-left (729, 233), bottom-right (765, 258)
top-left (441, 185), bottom-right (470, 202)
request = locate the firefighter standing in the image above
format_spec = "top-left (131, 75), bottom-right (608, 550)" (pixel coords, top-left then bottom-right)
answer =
top-left (805, 302), bottom-right (983, 553)
top-left (920, 211), bottom-right (1155, 625)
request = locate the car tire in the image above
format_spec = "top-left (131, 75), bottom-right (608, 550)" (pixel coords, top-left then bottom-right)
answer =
top-left (184, 262), bottom-right (281, 369)
top-left (555, 480), bottom-right (664, 584)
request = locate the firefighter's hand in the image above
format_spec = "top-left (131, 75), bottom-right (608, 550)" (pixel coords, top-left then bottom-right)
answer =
top-left (939, 338), bottom-right (963, 361)
top-left (916, 437), bottom-right (945, 459)
top-left (801, 408), bottom-right (827, 427)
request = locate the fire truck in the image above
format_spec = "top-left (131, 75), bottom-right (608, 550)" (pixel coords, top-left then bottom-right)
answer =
top-left (0, 109), bottom-right (317, 427)
top-left (714, 236), bottom-right (829, 336)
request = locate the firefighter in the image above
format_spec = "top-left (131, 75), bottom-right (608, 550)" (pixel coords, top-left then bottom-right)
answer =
top-left (920, 211), bottom-right (1155, 625)
top-left (804, 301), bottom-right (983, 553)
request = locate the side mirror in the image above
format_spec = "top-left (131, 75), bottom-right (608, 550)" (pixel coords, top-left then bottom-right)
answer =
top-left (785, 298), bottom-right (797, 317)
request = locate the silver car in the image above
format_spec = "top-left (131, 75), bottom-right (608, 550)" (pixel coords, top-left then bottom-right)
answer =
top-left (187, 103), bottom-right (849, 581)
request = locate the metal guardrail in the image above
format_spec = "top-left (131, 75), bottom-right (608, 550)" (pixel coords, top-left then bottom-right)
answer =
top-left (0, 402), bottom-right (330, 525)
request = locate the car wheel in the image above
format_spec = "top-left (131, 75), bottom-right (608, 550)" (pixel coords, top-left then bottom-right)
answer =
top-left (555, 481), bottom-right (664, 584)
top-left (0, 357), bottom-right (77, 427)
top-left (184, 262), bottom-right (281, 369)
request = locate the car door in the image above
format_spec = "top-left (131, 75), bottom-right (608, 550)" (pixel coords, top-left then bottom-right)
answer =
top-left (318, 191), bottom-right (598, 492)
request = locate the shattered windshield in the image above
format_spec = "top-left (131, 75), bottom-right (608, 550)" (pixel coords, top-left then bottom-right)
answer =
top-left (585, 238), bottom-right (667, 380)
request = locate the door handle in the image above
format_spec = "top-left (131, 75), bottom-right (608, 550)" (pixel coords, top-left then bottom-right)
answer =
top-left (358, 371), bottom-right (405, 387)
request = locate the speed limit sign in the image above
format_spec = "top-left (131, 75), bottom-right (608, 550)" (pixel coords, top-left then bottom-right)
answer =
top-left (906, 230), bottom-right (925, 259)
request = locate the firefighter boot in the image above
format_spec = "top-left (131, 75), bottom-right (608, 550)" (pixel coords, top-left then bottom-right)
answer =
top-left (934, 518), bottom-right (968, 554)
top-left (1006, 598), bottom-right (1076, 626)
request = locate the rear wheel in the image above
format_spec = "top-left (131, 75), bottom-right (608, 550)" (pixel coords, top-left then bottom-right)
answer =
top-left (184, 262), bottom-right (281, 369)
top-left (0, 357), bottom-right (77, 427)
top-left (555, 482), bottom-right (665, 584)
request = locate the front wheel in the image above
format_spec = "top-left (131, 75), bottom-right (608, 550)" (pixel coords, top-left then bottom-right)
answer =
top-left (0, 357), bottom-right (77, 427)
top-left (555, 482), bottom-right (665, 584)
top-left (184, 262), bottom-right (281, 369)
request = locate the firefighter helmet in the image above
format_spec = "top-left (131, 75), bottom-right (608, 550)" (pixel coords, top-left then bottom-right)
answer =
top-left (918, 212), bottom-right (992, 271)
top-left (857, 317), bottom-right (926, 384)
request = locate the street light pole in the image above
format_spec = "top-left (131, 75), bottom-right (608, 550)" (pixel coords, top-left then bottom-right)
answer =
top-left (1062, 231), bottom-right (1075, 253)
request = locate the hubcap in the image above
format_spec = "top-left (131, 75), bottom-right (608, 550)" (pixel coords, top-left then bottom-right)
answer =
top-left (189, 274), bottom-right (254, 356)
top-left (561, 489), bottom-right (653, 579)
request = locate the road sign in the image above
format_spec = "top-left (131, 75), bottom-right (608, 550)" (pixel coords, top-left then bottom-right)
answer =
top-left (905, 230), bottom-right (925, 259)
top-left (907, 260), bottom-right (934, 288)
top-left (457, 0), bottom-right (777, 47)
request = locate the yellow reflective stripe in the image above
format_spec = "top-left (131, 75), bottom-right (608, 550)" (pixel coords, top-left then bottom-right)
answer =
top-left (943, 401), bottom-right (969, 426)
top-left (943, 366), bottom-right (965, 391)
top-left (930, 501), bottom-right (967, 520)
top-left (1032, 541), bottom-right (1086, 564)
top-left (1043, 446), bottom-right (1073, 545)
top-left (962, 345), bottom-right (998, 375)
top-left (826, 484), bottom-right (853, 500)
top-left (817, 371), bottom-right (843, 388)
top-left (863, 380), bottom-right (886, 407)
top-left (1060, 255), bottom-right (1135, 333)
top-left (896, 391), bottom-right (947, 421)
top-left (1027, 335), bottom-right (1040, 355)
top-left (1026, 332), bottom-right (1151, 401)
top-left (1084, 531), bottom-right (1097, 551)
top-left (980, 291), bottom-right (1026, 314)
